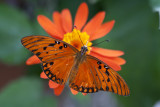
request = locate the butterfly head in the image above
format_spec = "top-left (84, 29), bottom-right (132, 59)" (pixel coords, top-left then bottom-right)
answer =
top-left (81, 46), bottom-right (88, 55)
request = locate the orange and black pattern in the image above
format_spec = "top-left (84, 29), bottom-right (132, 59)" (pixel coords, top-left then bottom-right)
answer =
top-left (21, 35), bottom-right (130, 96)
top-left (69, 55), bottom-right (130, 96)
top-left (21, 35), bottom-right (78, 63)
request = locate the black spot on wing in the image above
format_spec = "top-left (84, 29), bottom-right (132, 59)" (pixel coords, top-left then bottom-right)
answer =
top-left (104, 65), bottom-right (109, 69)
top-left (48, 43), bottom-right (56, 46)
top-left (106, 86), bottom-right (109, 91)
top-left (64, 44), bottom-right (67, 48)
top-left (59, 46), bottom-right (63, 49)
top-left (107, 78), bottom-right (110, 82)
top-left (55, 41), bottom-right (60, 44)
top-left (98, 65), bottom-right (101, 69)
top-left (106, 70), bottom-right (109, 76)
top-left (43, 47), bottom-right (47, 50)
top-left (97, 61), bottom-right (101, 64)
top-left (36, 52), bottom-right (41, 56)
top-left (50, 62), bottom-right (54, 65)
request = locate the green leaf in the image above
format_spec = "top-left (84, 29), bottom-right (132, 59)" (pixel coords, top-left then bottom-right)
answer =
top-left (0, 4), bottom-right (33, 65)
top-left (0, 77), bottom-right (57, 107)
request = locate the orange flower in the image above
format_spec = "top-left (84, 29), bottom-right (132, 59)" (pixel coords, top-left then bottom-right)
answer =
top-left (26, 2), bottom-right (126, 96)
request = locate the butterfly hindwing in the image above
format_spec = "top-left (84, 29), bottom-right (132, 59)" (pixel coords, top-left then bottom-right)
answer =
top-left (42, 55), bottom-right (75, 84)
top-left (86, 55), bottom-right (130, 96)
top-left (69, 59), bottom-right (99, 93)
top-left (69, 55), bottom-right (130, 96)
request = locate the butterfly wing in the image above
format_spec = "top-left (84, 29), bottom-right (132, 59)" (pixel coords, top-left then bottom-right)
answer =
top-left (69, 58), bottom-right (99, 93)
top-left (21, 35), bottom-right (78, 84)
top-left (69, 55), bottom-right (130, 96)
top-left (42, 55), bottom-right (75, 84)
top-left (21, 35), bottom-right (78, 62)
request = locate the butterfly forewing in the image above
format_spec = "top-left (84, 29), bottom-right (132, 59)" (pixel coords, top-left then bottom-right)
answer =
top-left (21, 35), bottom-right (78, 84)
top-left (21, 35), bottom-right (78, 62)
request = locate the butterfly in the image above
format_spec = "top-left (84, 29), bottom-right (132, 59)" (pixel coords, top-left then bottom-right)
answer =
top-left (21, 35), bottom-right (130, 96)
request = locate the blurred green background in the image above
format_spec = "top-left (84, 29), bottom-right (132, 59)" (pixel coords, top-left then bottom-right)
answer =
top-left (0, 0), bottom-right (160, 107)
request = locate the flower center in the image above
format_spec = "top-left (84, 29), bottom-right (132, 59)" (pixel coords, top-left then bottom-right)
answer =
top-left (63, 29), bottom-right (92, 54)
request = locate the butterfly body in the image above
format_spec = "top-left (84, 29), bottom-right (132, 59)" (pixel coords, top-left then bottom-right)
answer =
top-left (21, 35), bottom-right (130, 96)
top-left (69, 49), bottom-right (87, 84)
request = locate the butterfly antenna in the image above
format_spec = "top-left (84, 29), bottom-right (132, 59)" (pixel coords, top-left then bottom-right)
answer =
top-left (92, 39), bottom-right (110, 46)
top-left (74, 25), bottom-right (84, 46)
top-left (78, 33), bottom-right (84, 46)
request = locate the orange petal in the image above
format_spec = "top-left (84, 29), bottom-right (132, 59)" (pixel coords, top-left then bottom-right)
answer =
top-left (52, 11), bottom-right (65, 35)
top-left (90, 51), bottom-right (121, 71)
top-left (40, 72), bottom-right (48, 79)
top-left (37, 15), bottom-right (63, 39)
top-left (54, 85), bottom-right (65, 96)
top-left (49, 80), bottom-right (60, 88)
top-left (90, 47), bottom-right (124, 57)
top-left (70, 88), bottom-right (79, 95)
top-left (90, 20), bottom-right (115, 41)
top-left (74, 2), bottom-right (88, 30)
top-left (83, 12), bottom-right (105, 37)
top-left (26, 55), bottom-right (41, 65)
top-left (82, 93), bottom-right (87, 96)
top-left (61, 9), bottom-right (72, 33)
top-left (107, 57), bottom-right (126, 65)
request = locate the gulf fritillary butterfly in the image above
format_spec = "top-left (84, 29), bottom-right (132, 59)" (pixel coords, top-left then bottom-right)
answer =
top-left (21, 35), bottom-right (130, 96)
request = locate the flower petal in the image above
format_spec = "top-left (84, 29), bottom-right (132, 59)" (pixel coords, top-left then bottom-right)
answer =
top-left (107, 57), bottom-right (126, 65)
top-left (52, 11), bottom-right (65, 35)
top-left (70, 88), bottom-right (78, 95)
top-left (37, 15), bottom-right (63, 39)
top-left (82, 93), bottom-right (87, 96)
top-left (49, 80), bottom-right (60, 88)
top-left (26, 55), bottom-right (41, 65)
top-left (61, 9), bottom-right (72, 33)
top-left (90, 20), bottom-right (115, 41)
top-left (90, 47), bottom-right (124, 57)
top-left (40, 72), bottom-right (48, 79)
top-left (90, 51), bottom-right (121, 71)
top-left (74, 2), bottom-right (88, 30)
top-left (54, 85), bottom-right (65, 96)
top-left (83, 12), bottom-right (105, 38)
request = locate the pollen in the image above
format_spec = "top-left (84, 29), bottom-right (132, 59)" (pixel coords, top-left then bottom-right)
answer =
top-left (63, 29), bottom-right (92, 54)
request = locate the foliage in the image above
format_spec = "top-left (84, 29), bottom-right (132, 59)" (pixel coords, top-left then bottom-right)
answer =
top-left (0, 77), bottom-right (57, 107)
top-left (0, 0), bottom-right (160, 107)
top-left (0, 4), bottom-right (32, 64)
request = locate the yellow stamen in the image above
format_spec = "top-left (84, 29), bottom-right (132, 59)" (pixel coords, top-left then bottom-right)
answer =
top-left (63, 29), bottom-right (92, 54)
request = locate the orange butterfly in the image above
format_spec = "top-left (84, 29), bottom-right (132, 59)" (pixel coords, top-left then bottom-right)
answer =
top-left (21, 35), bottom-right (130, 96)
